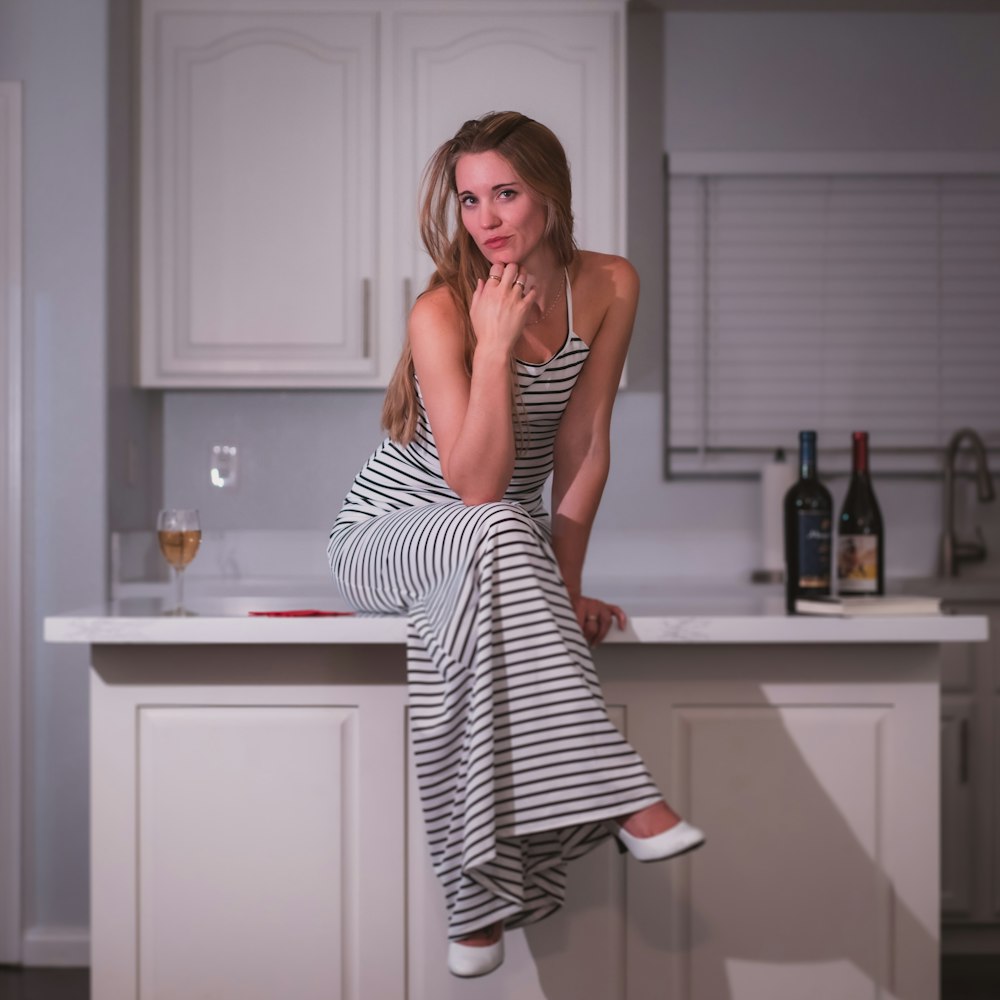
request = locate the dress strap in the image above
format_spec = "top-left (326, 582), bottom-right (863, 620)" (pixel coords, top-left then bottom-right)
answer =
top-left (564, 268), bottom-right (574, 336)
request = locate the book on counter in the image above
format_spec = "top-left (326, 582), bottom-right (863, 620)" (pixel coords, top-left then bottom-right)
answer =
top-left (794, 594), bottom-right (943, 617)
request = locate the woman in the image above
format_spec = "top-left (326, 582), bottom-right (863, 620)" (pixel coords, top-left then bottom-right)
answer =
top-left (327, 111), bottom-right (704, 978)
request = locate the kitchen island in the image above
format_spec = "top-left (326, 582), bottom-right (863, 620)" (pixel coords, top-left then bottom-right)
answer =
top-left (46, 591), bottom-right (988, 1000)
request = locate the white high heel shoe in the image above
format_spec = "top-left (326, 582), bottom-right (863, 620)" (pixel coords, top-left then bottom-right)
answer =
top-left (608, 818), bottom-right (706, 863)
top-left (447, 928), bottom-right (505, 978)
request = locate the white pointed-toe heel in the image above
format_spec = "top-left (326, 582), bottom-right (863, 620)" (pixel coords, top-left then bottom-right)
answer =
top-left (608, 818), bottom-right (706, 863)
top-left (447, 931), bottom-right (505, 978)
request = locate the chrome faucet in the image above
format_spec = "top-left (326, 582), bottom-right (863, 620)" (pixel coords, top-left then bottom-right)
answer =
top-left (940, 428), bottom-right (996, 577)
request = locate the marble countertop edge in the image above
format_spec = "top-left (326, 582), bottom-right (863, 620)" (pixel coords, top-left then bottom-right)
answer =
top-left (43, 605), bottom-right (989, 646)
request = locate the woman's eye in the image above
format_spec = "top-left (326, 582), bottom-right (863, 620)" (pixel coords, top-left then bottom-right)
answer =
top-left (460, 195), bottom-right (477, 207)
top-left (498, 189), bottom-right (517, 200)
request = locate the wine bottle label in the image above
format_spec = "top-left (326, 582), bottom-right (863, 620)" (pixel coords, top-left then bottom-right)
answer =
top-left (796, 511), bottom-right (832, 587)
top-left (837, 534), bottom-right (879, 592)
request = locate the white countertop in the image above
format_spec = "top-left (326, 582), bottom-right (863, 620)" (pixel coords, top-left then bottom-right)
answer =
top-left (44, 585), bottom-right (990, 646)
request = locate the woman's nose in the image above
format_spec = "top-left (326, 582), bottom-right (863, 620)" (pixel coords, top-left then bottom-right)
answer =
top-left (479, 205), bottom-right (500, 229)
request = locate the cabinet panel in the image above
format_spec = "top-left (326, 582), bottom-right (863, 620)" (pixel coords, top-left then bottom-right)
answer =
top-left (90, 648), bottom-right (409, 1000)
top-left (995, 695), bottom-right (1000, 919)
top-left (137, 705), bottom-right (359, 999)
top-left (140, 9), bottom-right (378, 385)
top-left (940, 606), bottom-right (999, 931)
top-left (667, 704), bottom-right (892, 1000)
top-left (87, 641), bottom-right (944, 997)
top-left (941, 696), bottom-right (974, 919)
top-left (989, 612), bottom-right (1000, 692)
top-left (389, 11), bottom-right (623, 297)
top-left (940, 637), bottom-right (976, 692)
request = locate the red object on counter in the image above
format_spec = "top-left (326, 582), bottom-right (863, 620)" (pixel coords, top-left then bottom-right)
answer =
top-left (247, 610), bottom-right (356, 617)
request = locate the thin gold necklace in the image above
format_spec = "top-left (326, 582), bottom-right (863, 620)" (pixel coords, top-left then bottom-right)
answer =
top-left (525, 278), bottom-right (565, 326)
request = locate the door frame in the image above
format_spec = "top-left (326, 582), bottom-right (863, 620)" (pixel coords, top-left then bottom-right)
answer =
top-left (0, 80), bottom-right (24, 965)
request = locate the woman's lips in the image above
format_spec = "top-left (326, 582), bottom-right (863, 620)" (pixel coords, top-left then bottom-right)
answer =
top-left (483, 236), bottom-right (510, 250)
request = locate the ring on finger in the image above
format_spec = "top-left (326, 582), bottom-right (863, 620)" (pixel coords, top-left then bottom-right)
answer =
top-left (489, 273), bottom-right (502, 282)
top-left (514, 279), bottom-right (526, 289)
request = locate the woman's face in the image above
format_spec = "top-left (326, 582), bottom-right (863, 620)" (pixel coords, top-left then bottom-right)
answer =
top-left (454, 151), bottom-right (550, 270)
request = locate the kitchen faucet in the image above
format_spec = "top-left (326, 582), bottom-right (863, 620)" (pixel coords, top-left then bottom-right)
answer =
top-left (939, 427), bottom-right (996, 577)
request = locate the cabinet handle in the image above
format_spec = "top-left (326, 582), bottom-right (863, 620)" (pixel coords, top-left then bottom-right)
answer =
top-left (362, 278), bottom-right (372, 358)
top-left (403, 278), bottom-right (413, 326)
top-left (959, 718), bottom-right (970, 785)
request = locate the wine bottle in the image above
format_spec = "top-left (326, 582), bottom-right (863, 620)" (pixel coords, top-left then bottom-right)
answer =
top-left (837, 431), bottom-right (884, 596)
top-left (784, 430), bottom-right (833, 613)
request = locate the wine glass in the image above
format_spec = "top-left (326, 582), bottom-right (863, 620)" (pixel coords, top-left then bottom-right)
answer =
top-left (156, 508), bottom-right (201, 615)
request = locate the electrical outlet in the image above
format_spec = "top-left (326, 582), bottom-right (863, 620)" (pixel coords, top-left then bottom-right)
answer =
top-left (210, 444), bottom-right (238, 489)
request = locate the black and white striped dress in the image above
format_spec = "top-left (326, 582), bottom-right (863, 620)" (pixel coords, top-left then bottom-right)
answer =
top-left (327, 276), bottom-right (663, 938)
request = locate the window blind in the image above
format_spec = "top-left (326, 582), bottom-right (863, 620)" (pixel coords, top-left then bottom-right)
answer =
top-left (666, 173), bottom-right (1000, 476)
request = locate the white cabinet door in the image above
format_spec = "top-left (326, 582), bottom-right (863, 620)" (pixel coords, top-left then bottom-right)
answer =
top-left (139, 5), bottom-right (379, 386)
top-left (602, 645), bottom-right (940, 1000)
top-left (90, 647), bottom-right (408, 1000)
top-left (940, 605), bottom-right (1000, 938)
top-left (940, 637), bottom-right (977, 923)
top-left (139, 2), bottom-right (625, 387)
top-left (991, 620), bottom-right (1000, 921)
top-left (138, 706), bottom-right (359, 997)
top-left (387, 9), bottom-right (625, 301)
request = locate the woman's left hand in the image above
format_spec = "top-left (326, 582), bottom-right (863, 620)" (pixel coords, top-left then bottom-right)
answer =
top-left (571, 594), bottom-right (626, 646)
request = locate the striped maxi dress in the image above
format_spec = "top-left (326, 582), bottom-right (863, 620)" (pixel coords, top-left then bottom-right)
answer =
top-left (327, 276), bottom-right (663, 939)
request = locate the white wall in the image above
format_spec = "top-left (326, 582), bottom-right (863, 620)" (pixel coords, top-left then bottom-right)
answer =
top-left (6, 4), bottom-right (1000, 956)
top-left (0, 0), bottom-right (108, 963)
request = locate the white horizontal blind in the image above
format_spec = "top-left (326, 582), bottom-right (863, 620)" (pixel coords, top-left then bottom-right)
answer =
top-left (667, 173), bottom-right (1000, 475)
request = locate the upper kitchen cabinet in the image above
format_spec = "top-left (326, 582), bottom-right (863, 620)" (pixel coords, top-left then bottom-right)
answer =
top-left (386, 8), bottom-right (625, 302)
top-left (138, 0), bottom-right (625, 389)
top-left (138, 3), bottom-right (380, 387)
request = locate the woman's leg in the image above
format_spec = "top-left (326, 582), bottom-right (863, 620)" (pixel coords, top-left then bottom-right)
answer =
top-left (330, 501), bottom-right (664, 937)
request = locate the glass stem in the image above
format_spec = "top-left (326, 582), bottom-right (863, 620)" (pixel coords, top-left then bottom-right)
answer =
top-left (176, 567), bottom-right (185, 614)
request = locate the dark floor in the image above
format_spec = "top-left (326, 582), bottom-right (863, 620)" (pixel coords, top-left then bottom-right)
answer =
top-left (0, 968), bottom-right (88, 1000)
top-left (943, 955), bottom-right (1000, 1000)
top-left (1, 957), bottom-right (1000, 998)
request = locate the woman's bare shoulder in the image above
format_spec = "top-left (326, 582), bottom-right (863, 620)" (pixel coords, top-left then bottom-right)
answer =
top-left (569, 251), bottom-right (639, 342)
top-left (411, 283), bottom-right (459, 322)
top-left (409, 284), bottom-right (463, 340)
top-left (573, 250), bottom-right (639, 294)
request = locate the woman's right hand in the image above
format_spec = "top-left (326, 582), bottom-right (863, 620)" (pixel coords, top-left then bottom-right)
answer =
top-left (408, 280), bottom-right (518, 504)
top-left (469, 261), bottom-right (538, 355)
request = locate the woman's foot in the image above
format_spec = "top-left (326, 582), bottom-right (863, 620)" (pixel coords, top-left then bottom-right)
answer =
top-left (618, 800), bottom-right (683, 838)
top-left (456, 922), bottom-right (503, 948)
top-left (448, 922), bottom-right (505, 978)
top-left (609, 801), bottom-right (706, 863)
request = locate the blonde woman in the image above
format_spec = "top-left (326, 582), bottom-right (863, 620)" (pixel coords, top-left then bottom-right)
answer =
top-left (328, 112), bottom-right (704, 978)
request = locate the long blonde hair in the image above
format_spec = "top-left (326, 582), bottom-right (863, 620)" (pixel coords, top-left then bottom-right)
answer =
top-left (381, 111), bottom-right (577, 443)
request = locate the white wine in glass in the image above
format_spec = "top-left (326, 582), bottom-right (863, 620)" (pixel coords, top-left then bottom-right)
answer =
top-left (157, 508), bottom-right (201, 615)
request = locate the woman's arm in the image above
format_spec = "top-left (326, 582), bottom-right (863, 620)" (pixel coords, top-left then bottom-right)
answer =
top-left (551, 255), bottom-right (639, 641)
top-left (409, 263), bottom-right (536, 505)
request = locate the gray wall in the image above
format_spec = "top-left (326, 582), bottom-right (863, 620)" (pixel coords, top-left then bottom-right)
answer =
top-left (664, 12), bottom-right (1000, 151)
top-left (156, 11), bottom-right (1000, 569)
top-left (5, 0), bottom-right (1000, 953)
top-left (0, 0), bottom-right (108, 948)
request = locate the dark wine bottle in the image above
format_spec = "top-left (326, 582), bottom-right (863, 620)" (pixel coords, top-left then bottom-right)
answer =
top-left (784, 430), bottom-right (833, 613)
top-left (837, 431), bottom-right (884, 596)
